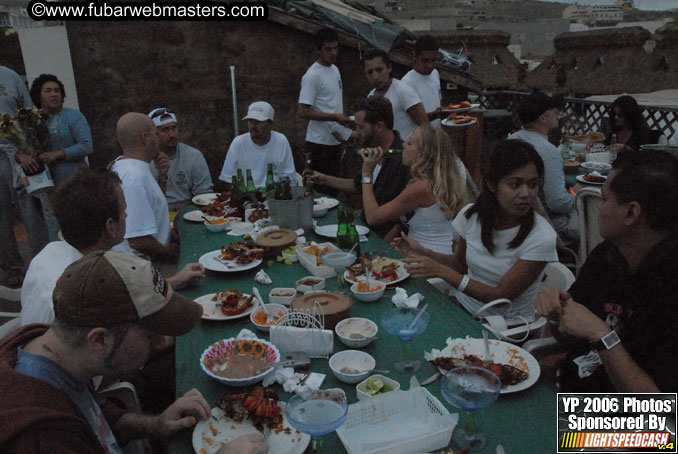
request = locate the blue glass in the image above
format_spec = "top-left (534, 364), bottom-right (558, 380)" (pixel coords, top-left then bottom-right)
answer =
top-left (286, 391), bottom-right (348, 454)
top-left (441, 367), bottom-right (501, 451)
top-left (380, 307), bottom-right (430, 373)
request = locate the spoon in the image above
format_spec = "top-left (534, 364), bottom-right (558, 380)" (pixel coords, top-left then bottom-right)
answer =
top-left (398, 303), bottom-right (430, 337)
top-left (252, 287), bottom-right (280, 324)
top-left (348, 333), bottom-right (378, 340)
top-left (482, 329), bottom-right (494, 365)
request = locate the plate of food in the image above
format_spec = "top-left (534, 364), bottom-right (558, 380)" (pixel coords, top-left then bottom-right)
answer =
top-left (577, 172), bottom-right (607, 185)
top-left (199, 243), bottom-right (263, 272)
top-left (424, 336), bottom-right (539, 394)
top-left (441, 113), bottom-right (477, 127)
top-left (314, 197), bottom-right (339, 211)
top-left (314, 224), bottom-right (370, 238)
top-left (440, 100), bottom-right (479, 113)
top-left (195, 290), bottom-right (256, 320)
top-left (344, 256), bottom-right (410, 286)
top-left (184, 210), bottom-right (222, 223)
top-left (193, 192), bottom-right (228, 207)
top-left (193, 392), bottom-right (310, 454)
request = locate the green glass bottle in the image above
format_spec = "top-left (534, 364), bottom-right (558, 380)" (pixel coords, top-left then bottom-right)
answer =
top-left (236, 170), bottom-right (247, 204)
top-left (336, 205), bottom-right (351, 250)
top-left (282, 177), bottom-right (292, 201)
top-left (245, 169), bottom-right (257, 202)
top-left (265, 163), bottom-right (275, 194)
top-left (346, 208), bottom-right (361, 255)
top-left (231, 169), bottom-right (244, 203)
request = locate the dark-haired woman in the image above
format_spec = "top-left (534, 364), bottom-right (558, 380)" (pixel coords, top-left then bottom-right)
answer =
top-left (394, 139), bottom-right (558, 320)
top-left (605, 95), bottom-right (660, 153)
top-left (29, 74), bottom-right (92, 187)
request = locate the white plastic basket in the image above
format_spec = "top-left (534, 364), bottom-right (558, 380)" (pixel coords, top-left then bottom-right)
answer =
top-left (297, 242), bottom-right (339, 278)
top-left (336, 387), bottom-right (456, 454)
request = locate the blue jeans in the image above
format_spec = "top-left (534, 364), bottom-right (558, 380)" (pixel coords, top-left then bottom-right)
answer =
top-left (0, 156), bottom-right (49, 269)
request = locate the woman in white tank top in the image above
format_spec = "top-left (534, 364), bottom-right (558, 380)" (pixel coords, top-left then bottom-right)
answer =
top-left (361, 125), bottom-right (466, 252)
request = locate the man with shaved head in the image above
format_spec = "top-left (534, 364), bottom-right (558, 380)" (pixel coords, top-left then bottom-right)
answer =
top-left (111, 113), bottom-right (177, 262)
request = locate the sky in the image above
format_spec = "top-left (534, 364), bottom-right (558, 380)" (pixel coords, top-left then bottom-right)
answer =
top-left (536, 0), bottom-right (677, 11)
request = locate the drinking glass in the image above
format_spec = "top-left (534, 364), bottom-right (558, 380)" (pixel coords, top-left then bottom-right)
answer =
top-left (285, 389), bottom-right (348, 454)
top-left (380, 307), bottom-right (430, 373)
top-left (441, 366), bottom-right (502, 451)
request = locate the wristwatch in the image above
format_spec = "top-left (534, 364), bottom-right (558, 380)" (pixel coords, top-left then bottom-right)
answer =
top-left (361, 177), bottom-right (372, 184)
top-left (591, 330), bottom-right (621, 351)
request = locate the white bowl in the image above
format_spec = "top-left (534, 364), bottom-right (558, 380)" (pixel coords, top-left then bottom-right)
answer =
top-left (250, 304), bottom-right (289, 332)
top-left (268, 287), bottom-right (297, 306)
top-left (281, 248), bottom-right (299, 263)
top-left (356, 374), bottom-right (401, 400)
top-left (581, 161), bottom-right (612, 175)
top-left (312, 207), bottom-right (328, 217)
top-left (329, 350), bottom-right (376, 384)
top-left (200, 337), bottom-right (280, 386)
top-left (350, 279), bottom-right (386, 302)
top-left (223, 217), bottom-right (242, 230)
top-left (296, 276), bottom-right (325, 293)
top-left (335, 317), bottom-right (378, 348)
top-left (229, 221), bottom-right (254, 236)
top-left (204, 219), bottom-right (228, 232)
top-left (322, 251), bottom-right (357, 273)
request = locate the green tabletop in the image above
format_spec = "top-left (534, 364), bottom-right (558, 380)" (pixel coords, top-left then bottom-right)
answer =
top-left (168, 202), bottom-right (558, 454)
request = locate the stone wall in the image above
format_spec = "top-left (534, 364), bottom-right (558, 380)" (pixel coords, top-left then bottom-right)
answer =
top-left (66, 20), bottom-right (402, 181)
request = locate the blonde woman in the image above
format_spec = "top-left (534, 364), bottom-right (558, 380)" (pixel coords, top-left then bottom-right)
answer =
top-left (361, 125), bottom-right (466, 254)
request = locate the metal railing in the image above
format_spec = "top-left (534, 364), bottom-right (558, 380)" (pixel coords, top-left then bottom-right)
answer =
top-left (478, 90), bottom-right (678, 140)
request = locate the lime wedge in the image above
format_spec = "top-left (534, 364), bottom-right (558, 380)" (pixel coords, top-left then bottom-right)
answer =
top-left (367, 377), bottom-right (384, 392)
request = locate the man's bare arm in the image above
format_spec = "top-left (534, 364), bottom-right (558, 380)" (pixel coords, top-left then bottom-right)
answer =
top-left (128, 235), bottom-right (178, 262)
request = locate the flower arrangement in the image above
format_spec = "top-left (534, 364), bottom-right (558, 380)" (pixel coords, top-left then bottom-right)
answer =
top-left (0, 107), bottom-right (50, 159)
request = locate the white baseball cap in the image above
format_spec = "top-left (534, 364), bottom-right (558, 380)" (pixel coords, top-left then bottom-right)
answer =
top-left (148, 107), bottom-right (178, 127)
top-left (243, 101), bottom-right (274, 122)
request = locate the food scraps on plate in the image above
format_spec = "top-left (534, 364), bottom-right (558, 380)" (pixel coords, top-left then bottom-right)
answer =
top-left (212, 289), bottom-right (254, 316)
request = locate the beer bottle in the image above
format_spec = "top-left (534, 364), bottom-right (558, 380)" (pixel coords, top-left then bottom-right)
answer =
top-left (265, 163), bottom-right (275, 194)
top-left (237, 170), bottom-right (248, 203)
top-left (231, 169), bottom-right (244, 203)
top-left (274, 181), bottom-right (283, 200)
top-left (282, 177), bottom-right (292, 200)
top-left (245, 169), bottom-right (257, 202)
top-left (302, 152), bottom-right (314, 196)
top-left (336, 205), bottom-right (351, 250)
top-left (346, 208), bottom-right (361, 255)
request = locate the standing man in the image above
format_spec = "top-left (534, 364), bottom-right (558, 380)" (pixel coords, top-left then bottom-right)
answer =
top-left (111, 113), bottom-right (177, 262)
top-left (147, 108), bottom-right (213, 211)
top-left (401, 35), bottom-right (447, 128)
top-left (298, 27), bottom-right (354, 192)
top-left (363, 48), bottom-right (429, 141)
top-left (0, 66), bottom-right (49, 286)
top-left (537, 150), bottom-right (678, 392)
top-left (509, 90), bottom-right (578, 241)
top-left (311, 96), bottom-right (410, 238)
top-left (219, 101), bottom-right (296, 188)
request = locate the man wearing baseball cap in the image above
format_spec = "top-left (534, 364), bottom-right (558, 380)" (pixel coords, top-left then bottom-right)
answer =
top-left (509, 90), bottom-right (579, 241)
top-left (219, 101), bottom-right (297, 188)
top-left (148, 108), bottom-right (213, 211)
top-left (0, 251), bottom-right (268, 454)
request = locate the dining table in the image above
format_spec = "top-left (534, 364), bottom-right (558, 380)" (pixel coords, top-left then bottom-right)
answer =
top-left (167, 199), bottom-right (559, 454)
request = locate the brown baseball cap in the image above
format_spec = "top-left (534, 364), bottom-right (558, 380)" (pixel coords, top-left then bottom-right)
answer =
top-left (53, 251), bottom-right (201, 336)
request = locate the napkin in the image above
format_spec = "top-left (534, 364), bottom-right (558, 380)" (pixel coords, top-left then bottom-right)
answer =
top-left (255, 269), bottom-right (272, 285)
top-left (391, 287), bottom-right (424, 308)
top-left (261, 365), bottom-right (326, 394)
top-left (235, 328), bottom-right (257, 340)
top-left (295, 236), bottom-right (306, 245)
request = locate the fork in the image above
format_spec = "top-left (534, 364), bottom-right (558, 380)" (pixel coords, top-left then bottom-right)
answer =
top-left (482, 329), bottom-right (494, 366)
top-left (212, 256), bottom-right (236, 269)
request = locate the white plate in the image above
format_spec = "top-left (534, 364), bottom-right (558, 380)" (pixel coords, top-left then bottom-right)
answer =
top-left (440, 103), bottom-right (480, 113)
top-left (195, 293), bottom-right (256, 321)
top-left (199, 250), bottom-right (262, 272)
top-left (313, 197), bottom-right (339, 212)
top-left (314, 224), bottom-right (369, 238)
top-left (192, 193), bottom-right (223, 206)
top-left (344, 261), bottom-right (410, 286)
top-left (441, 118), bottom-right (477, 127)
top-left (576, 174), bottom-right (606, 185)
top-left (184, 210), bottom-right (221, 223)
top-left (430, 337), bottom-right (540, 394)
top-left (192, 405), bottom-right (310, 454)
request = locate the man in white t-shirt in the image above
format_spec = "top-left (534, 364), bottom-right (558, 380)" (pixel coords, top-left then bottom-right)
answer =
top-left (20, 168), bottom-right (205, 326)
top-left (111, 113), bottom-right (177, 262)
top-left (363, 48), bottom-right (429, 140)
top-left (298, 27), bottom-right (354, 192)
top-left (400, 35), bottom-right (448, 128)
top-left (147, 108), bottom-right (213, 211)
top-left (219, 101), bottom-right (296, 188)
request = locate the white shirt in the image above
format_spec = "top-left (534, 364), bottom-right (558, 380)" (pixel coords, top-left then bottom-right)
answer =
top-left (20, 241), bottom-right (83, 325)
top-left (111, 158), bottom-right (171, 255)
top-left (452, 204), bottom-right (558, 320)
top-left (369, 78), bottom-right (422, 141)
top-left (149, 143), bottom-right (213, 210)
top-left (401, 69), bottom-right (442, 128)
top-left (406, 203), bottom-right (454, 254)
top-left (298, 62), bottom-right (351, 145)
top-left (219, 131), bottom-right (297, 187)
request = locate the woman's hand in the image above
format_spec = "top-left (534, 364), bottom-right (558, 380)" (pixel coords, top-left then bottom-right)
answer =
top-left (390, 231), bottom-right (426, 258)
top-left (360, 147), bottom-right (382, 177)
top-left (402, 256), bottom-right (445, 279)
top-left (15, 152), bottom-right (41, 174)
top-left (38, 150), bottom-right (65, 164)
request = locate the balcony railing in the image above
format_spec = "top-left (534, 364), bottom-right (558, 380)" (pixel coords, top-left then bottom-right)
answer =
top-left (478, 90), bottom-right (678, 140)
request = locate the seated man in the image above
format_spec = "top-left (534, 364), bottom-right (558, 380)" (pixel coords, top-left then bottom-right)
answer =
top-left (2, 251), bottom-right (267, 454)
top-left (219, 101), bottom-right (296, 188)
top-left (20, 168), bottom-right (205, 326)
top-left (111, 112), bottom-right (177, 262)
top-left (311, 95), bottom-right (410, 238)
top-left (509, 91), bottom-right (578, 241)
top-left (537, 150), bottom-right (678, 392)
top-left (148, 108), bottom-right (213, 211)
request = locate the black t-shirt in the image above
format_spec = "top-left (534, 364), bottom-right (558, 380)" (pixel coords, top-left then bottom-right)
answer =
top-left (560, 237), bottom-right (678, 392)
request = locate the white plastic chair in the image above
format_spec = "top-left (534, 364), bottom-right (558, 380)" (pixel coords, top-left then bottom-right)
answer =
top-left (0, 285), bottom-right (22, 340)
top-left (539, 262), bottom-right (576, 292)
top-left (575, 187), bottom-right (603, 273)
top-left (97, 381), bottom-right (149, 454)
top-left (0, 317), bottom-right (21, 341)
